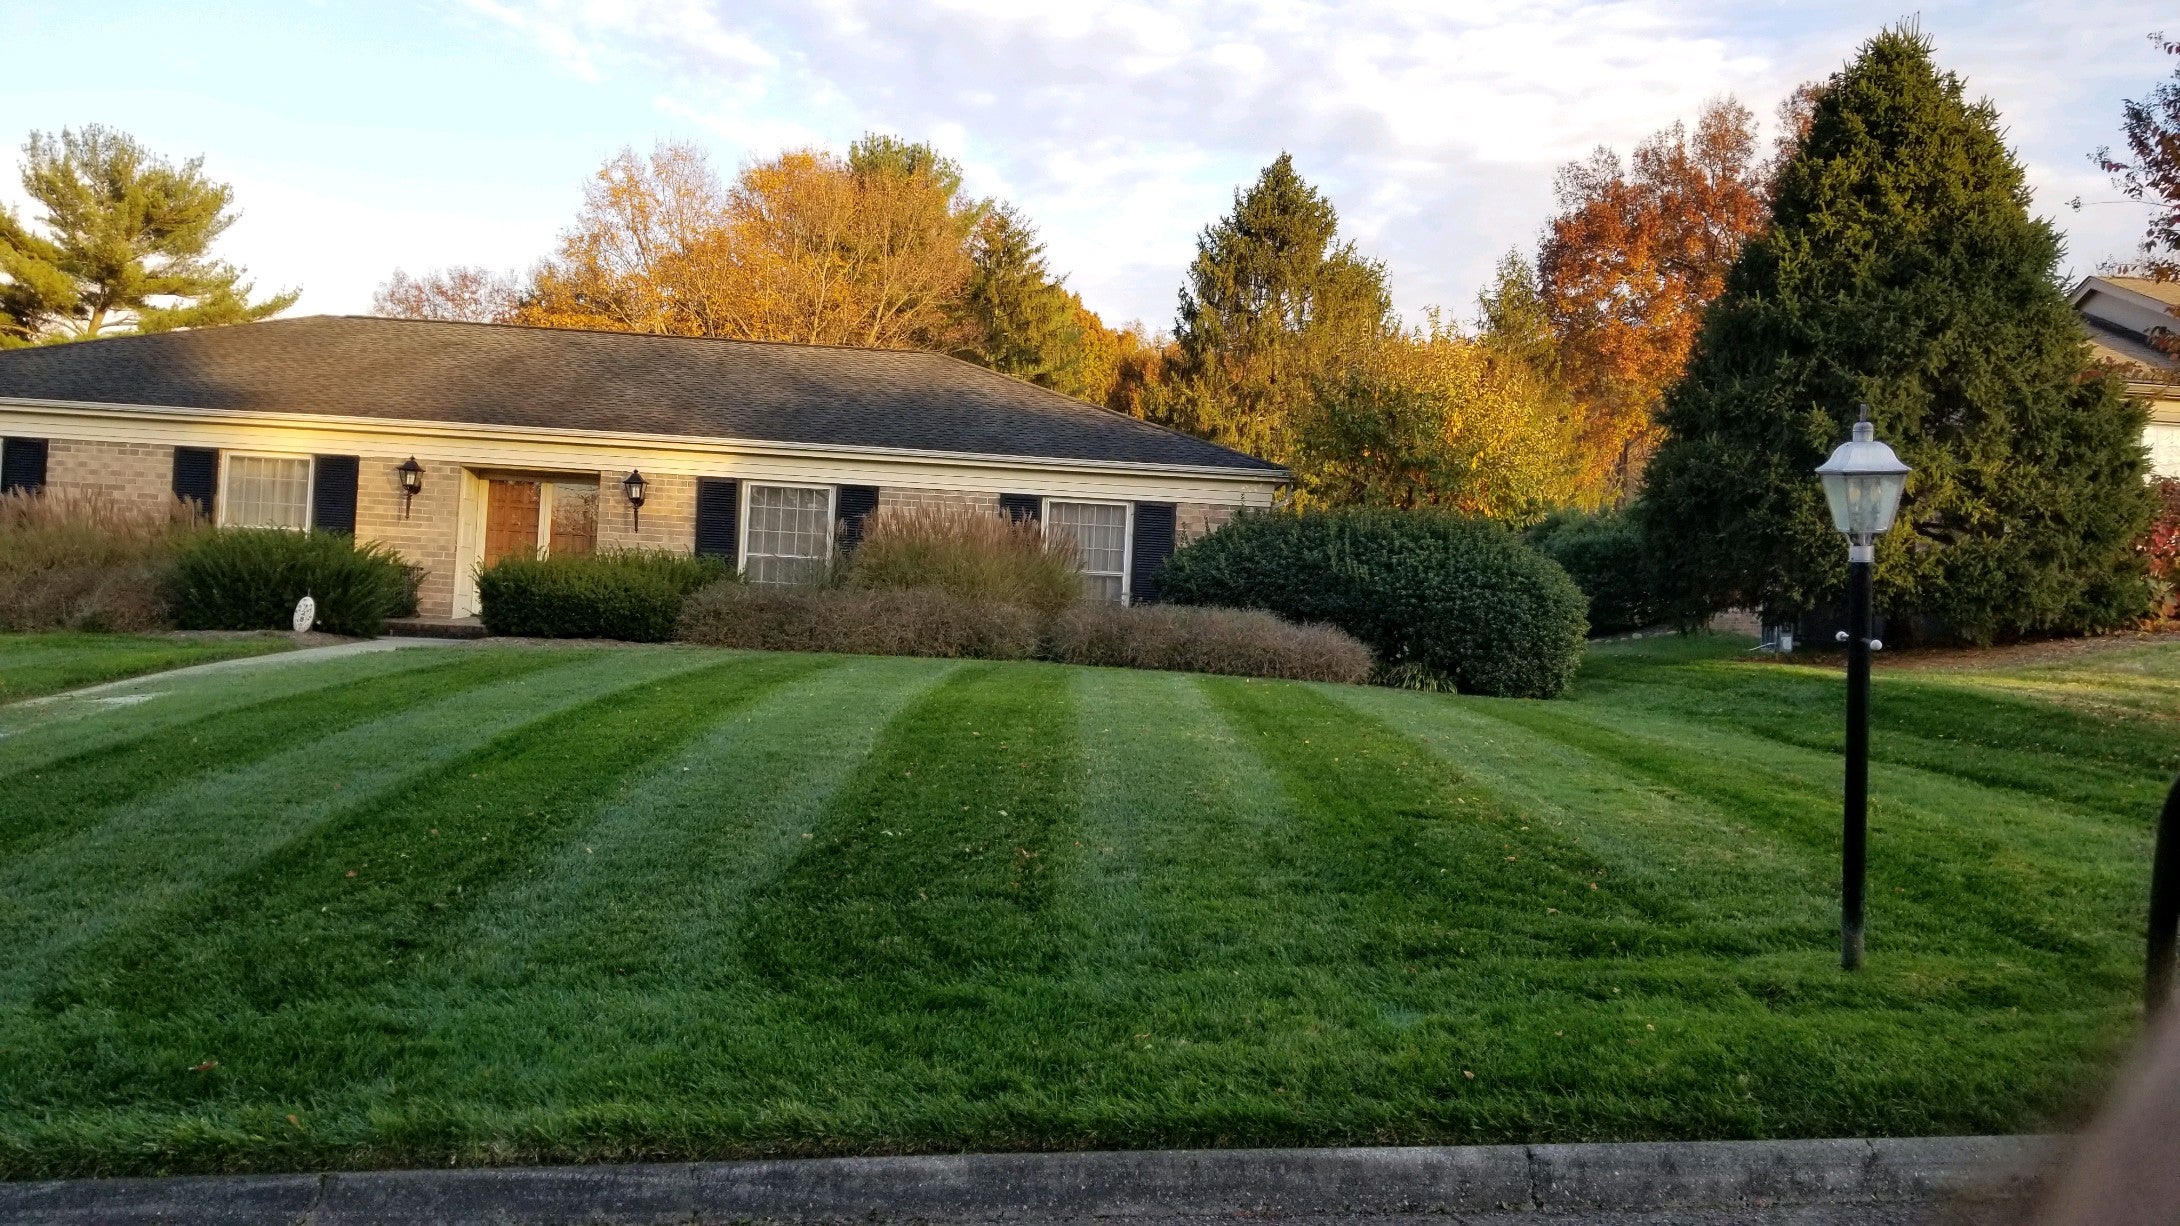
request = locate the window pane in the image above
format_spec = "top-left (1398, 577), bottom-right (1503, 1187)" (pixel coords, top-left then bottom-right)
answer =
top-left (225, 455), bottom-right (310, 529)
top-left (745, 484), bottom-right (831, 586)
top-left (1047, 501), bottom-right (1127, 603)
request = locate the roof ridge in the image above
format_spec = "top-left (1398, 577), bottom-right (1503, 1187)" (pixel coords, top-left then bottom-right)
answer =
top-left (321, 314), bottom-right (1238, 457)
top-left (0, 314), bottom-right (1287, 475)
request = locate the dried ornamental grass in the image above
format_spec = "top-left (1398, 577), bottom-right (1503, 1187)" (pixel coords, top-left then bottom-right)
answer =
top-left (1048, 603), bottom-right (1373, 683)
top-left (0, 488), bottom-right (205, 631)
top-left (678, 581), bottom-right (1041, 660)
top-left (845, 503), bottom-right (1080, 616)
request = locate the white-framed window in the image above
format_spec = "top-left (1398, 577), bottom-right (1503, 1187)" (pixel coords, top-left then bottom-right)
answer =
top-left (743, 483), bottom-right (834, 586)
top-left (1045, 499), bottom-right (1131, 604)
top-left (220, 453), bottom-right (313, 530)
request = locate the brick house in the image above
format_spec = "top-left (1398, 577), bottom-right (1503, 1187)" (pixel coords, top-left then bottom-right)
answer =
top-left (2072, 275), bottom-right (2180, 476)
top-left (0, 316), bottom-right (1287, 619)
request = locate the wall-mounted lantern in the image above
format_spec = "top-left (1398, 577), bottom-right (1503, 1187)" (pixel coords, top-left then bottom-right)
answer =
top-left (396, 457), bottom-right (425, 520)
top-left (622, 469), bottom-right (648, 531)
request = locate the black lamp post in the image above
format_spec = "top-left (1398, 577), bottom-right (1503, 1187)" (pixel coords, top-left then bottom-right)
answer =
top-left (1815, 405), bottom-right (1910, 971)
top-left (396, 457), bottom-right (424, 520)
top-left (622, 469), bottom-right (648, 531)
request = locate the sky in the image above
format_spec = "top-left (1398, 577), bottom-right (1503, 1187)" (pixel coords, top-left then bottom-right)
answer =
top-left (1, 1), bottom-right (2171, 331)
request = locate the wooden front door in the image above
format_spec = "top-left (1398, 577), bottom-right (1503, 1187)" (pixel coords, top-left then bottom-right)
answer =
top-left (483, 480), bottom-right (540, 566)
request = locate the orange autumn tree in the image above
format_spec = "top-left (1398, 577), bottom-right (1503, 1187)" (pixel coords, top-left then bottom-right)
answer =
top-left (1537, 98), bottom-right (1772, 503)
top-left (387, 137), bottom-right (990, 356)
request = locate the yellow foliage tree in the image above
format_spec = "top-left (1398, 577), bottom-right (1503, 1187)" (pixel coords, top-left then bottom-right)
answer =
top-left (1292, 315), bottom-right (1581, 521)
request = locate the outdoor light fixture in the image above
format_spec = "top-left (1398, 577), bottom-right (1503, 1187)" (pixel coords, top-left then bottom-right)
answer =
top-left (1814, 405), bottom-right (1910, 972)
top-left (396, 457), bottom-right (425, 520)
top-left (622, 469), bottom-right (648, 531)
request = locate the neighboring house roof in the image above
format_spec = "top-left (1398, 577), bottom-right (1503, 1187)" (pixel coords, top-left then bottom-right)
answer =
top-left (0, 315), bottom-right (1285, 475)
top-left (2071, 276), bottom-right (2179, 394)
top-left (2103, 275), bottom-right (2180, 309)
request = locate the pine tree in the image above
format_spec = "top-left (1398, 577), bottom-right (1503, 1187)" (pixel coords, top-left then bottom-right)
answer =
top-left (0, 126), bottom-right (296, 346)
top-left (1154, 154), bottom-right (1392, 462)
top-left (1639, 27), bottom-right (2156, 643)
top-left (957, 205), bottom-right (1088, 392)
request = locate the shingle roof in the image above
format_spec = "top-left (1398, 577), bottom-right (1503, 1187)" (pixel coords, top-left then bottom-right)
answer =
top-left (0, 316), bottom-right (1284, 474)
top-left (2105, 275), bottom-right (2180, 308)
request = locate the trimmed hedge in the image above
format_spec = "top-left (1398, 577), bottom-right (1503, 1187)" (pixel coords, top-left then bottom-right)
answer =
top-left (1048, 603), bottom-right (1372, 683)
top-left (1161, 508), bottom-right (1588, 698)
top-left (478, 551), bottom-right (730, 642)
top-left (1526, 508), bottom-right (1661, 637)
top-left (170, 529), bottom-right (413, 637)
top-left (677, 582), bottom-right (1040, 660)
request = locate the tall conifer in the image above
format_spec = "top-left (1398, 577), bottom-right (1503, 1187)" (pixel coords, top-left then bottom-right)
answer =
top-left (1640, 28), bottom-right (2155, 642)
top-left (1155, 154), bottom-right (1392, 462)
top-left (0, 126), bottom-right (296, 346)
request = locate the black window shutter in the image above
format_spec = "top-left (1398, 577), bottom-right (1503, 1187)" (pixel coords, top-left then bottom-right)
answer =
top-left (998, 493), bottom-right (1041, 523)
top-left (172, 447), bottom-right (219, 519)
top-left (835, 484), bottom-right (879, 552)
top-left (1129, 502), bottom-right (1177, 604)
top-left (695, 478), bottom-right (740, 560)
top-left (311, 454), bottom-right (359, 534)
top-left (1, 437), bottom-right (48, 493)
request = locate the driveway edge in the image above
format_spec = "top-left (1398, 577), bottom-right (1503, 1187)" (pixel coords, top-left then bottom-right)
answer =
top-left (0, 1135), bottom-right (2057, 1224)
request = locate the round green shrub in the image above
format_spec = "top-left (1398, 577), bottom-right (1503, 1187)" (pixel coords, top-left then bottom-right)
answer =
top-left (478, 550), bottom-right (730, 642)
top-left (1526, 509), bottom-right (1661, 637)
top-left (169, 529), bottom-right (413, 637)
top-left (1161, 508), bottom-right (1588, 698)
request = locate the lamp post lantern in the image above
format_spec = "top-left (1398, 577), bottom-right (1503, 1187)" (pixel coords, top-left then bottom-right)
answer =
top-left (1814, 405), bottom-right (1911, 971)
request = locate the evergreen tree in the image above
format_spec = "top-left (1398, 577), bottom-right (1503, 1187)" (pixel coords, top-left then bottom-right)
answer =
top-left (1639, 27), bottom-right (2156, 643)
top-left (0, 126), bottom-right (296, 346)
top-left (1475, 250), bottom-right (1560, 381)
top-left (957, 205), bottom-right (1089, 392)
top-left (1154, 153), bottom-right (1393, 462)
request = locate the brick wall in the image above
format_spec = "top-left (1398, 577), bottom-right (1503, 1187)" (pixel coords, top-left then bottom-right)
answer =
top-left (354, 456), bottom-right (466, 619)
top-left (44, 439), bottom-right (175, 517)
top-left (594, 470), bottom-right (696, 553)
top-left (1175, 502), bottom-right (1234, 545)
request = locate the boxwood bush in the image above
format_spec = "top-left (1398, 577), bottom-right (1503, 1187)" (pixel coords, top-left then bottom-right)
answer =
top-left (170, 529), bottom-right (413, 637)
top-left (1161, 508), bottom-right (1588, 698)
top-left (1525, 508), bottom-right (1661, 637)
top-left (478, 550), bottom-right (730, 642)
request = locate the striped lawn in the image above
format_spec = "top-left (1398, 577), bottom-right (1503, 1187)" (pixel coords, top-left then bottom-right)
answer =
top-left (0, 634), bottom-right (2171, 1176)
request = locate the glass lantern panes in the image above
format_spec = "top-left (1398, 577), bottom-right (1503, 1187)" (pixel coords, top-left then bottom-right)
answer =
top-left (1046, 501), bottom-right (1128, 604)
top-left (223, 455), bottom-right (312, 529)
top-left (745, 484), bottom-right (832, 585)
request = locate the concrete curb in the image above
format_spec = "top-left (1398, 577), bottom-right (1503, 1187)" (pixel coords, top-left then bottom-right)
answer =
top-left (0, 1135), bottom-right (2058, 1225)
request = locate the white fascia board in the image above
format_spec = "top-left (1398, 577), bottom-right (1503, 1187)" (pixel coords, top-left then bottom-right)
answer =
top-left (2078, 276), bottom-right (2180, 320)
top-left (0, 396), bottom-right (1290, 505)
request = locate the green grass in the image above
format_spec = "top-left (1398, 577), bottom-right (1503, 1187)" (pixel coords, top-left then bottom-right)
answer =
top-left (0, 634), bottom-right (2170, 1176)
top-left (0, 632), bottom-right (292, 703)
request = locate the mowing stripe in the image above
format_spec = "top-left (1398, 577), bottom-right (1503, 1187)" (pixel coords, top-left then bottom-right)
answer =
top-left (35, 653), bottom-right (827, 1023)
top-left (0, 648), bottom-right (719, 1003)
top-left (0, 644), bottom-right (472, 776)
top-left (0, 649), bottom-right (571, 862)
top-left (1330, 685), bottom-right (1835, 954)
top-left (738, 662), bottom-right (1084, 987)
top-left (1068, 667), bottom-right (1319, 972)
top-left (1464, 699), bottom-right (2137, 967)
top-left (438, 654), bottom-right (963, 993)
top-left (1579, 658), bottom-right (2173, 821)
top-left (1199, 678), bottom-right (1630, 964)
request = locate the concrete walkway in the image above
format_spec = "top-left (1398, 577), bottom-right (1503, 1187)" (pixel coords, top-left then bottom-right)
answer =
top-left (0, 1135), bottom-right (2056, 1225)
top-left (25, 636), bottom-right (465, 705)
